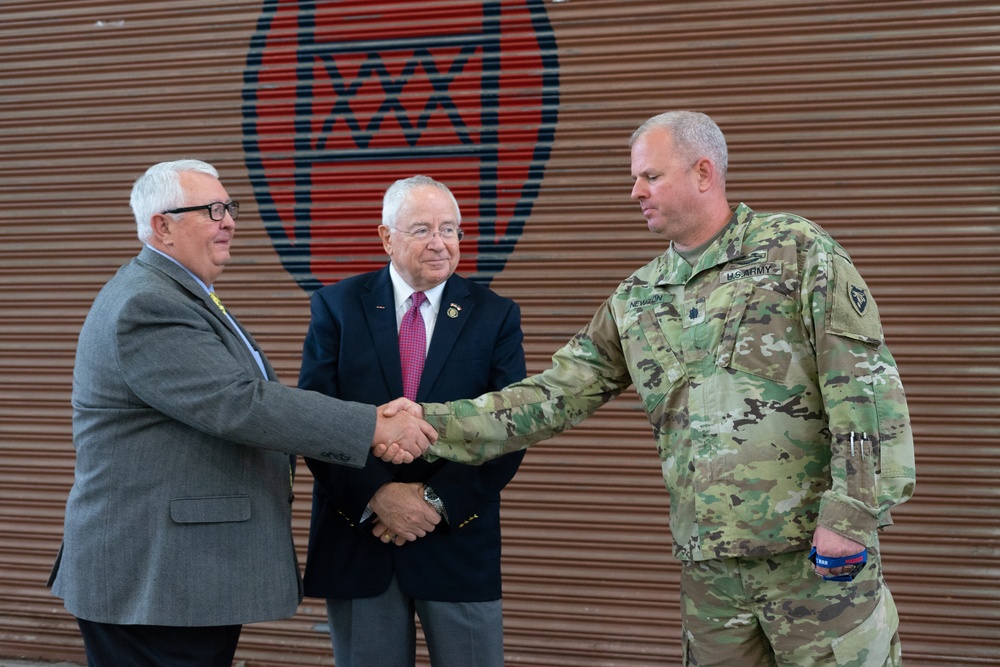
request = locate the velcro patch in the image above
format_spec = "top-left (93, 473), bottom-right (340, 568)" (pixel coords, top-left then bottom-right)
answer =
top-left (628, 294), bottom-right (665, 310)
top-left (720, 261), bottom-right (782, 284)
top-left (828, 255), bottom-right (883, 347)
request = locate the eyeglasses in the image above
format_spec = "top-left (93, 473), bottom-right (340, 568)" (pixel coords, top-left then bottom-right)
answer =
top-left (391, 225), bottom-right (463, 242)
top-left (164, 201), bottom-right (240, 221)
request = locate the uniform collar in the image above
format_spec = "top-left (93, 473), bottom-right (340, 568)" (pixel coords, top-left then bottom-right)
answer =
top-left (657, 203), bottom-right (755, 285)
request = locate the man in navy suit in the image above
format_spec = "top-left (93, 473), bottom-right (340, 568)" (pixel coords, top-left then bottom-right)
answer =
top-left (299, 175), bottom-right (526, 666)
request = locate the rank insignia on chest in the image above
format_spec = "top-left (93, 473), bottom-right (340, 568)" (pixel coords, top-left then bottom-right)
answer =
top-left (684, 297), bottom-right (706, 327)
top-left (850, 285), bottom-right (869, 316)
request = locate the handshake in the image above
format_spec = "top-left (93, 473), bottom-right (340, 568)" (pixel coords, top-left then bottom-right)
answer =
top-left (370, 397), bottom-right (436, 464)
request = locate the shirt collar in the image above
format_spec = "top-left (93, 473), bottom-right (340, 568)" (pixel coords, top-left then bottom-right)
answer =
top-left (145, 244), bottom-right (213, 293)
top-left (387, 262), bottom-right (447, 313)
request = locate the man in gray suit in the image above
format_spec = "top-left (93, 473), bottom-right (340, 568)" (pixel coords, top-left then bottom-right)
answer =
top-left (48, 159), bottom-right (436, 666)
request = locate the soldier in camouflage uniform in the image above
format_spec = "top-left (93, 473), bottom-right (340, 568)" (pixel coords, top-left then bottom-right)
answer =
top-left (410, 111), bottom-right (915, 666)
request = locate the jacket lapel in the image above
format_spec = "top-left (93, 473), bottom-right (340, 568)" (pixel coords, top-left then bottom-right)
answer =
top-left (137, 247), bottom-right (274, 379)
top-left (362, 267), bottom-right (406, 397)
top-left (139, 247), bottom-right (233, 329)
top-left (418, 276), bottom-right (472, 400)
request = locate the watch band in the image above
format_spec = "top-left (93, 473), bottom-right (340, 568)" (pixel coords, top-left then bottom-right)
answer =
top-left (423, 484), bottom-right (446, 518)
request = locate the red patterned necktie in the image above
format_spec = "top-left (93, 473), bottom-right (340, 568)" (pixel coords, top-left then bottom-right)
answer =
top-left (399, 291), bottom-right (427, 400)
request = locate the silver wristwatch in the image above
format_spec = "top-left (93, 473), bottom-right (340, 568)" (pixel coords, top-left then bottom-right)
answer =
top-left (423, 484), bottom-right (446, 518)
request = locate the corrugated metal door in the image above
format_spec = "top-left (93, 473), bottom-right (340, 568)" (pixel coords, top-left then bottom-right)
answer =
top-left (1, 1), bottom-right (997, 665)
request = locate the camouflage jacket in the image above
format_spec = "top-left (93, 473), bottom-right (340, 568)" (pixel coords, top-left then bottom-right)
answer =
top-left (424, 203), bottom-right (915, 562)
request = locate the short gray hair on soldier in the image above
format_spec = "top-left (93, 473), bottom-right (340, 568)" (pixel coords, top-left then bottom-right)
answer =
top-left (630, 111), bottom-right (729, 186)
top-left (381, 175), bottom-right (461, 229)
top-left (130, 159), bottom-right (219, 243)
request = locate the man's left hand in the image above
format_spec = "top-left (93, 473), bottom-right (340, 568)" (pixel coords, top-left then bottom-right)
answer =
top-left (811, 525), bottom-right (865, 579)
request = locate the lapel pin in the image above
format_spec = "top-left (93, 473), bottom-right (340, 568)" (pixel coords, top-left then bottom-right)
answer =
top-left (447, 303), bottom-right (462, 318)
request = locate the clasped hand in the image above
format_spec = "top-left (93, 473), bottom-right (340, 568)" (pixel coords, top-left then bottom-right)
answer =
top-left (370, 398), bottom-right (433, 464)
top-left (369, 482), bottom-right (441, 546)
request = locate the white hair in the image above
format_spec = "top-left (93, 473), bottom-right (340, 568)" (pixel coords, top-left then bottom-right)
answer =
top-left (130, 159), bottom-right (218, 242)
top-left (381, 175), bottom-right (461, 229)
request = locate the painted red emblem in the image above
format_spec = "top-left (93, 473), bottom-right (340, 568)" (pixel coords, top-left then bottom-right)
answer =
top-left (243, 0), bottom-right (559, 291)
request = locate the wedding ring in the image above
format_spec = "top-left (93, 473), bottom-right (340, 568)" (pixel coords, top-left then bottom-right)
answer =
top-left (382, 533), bottom-right (394, 543)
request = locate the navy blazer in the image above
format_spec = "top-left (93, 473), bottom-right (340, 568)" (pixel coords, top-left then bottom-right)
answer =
top-left (299, 267), bottom-right (526, 602)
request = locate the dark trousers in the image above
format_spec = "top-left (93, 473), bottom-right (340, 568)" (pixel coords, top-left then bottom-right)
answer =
top-left (76, 618), bottom-right (242, 667)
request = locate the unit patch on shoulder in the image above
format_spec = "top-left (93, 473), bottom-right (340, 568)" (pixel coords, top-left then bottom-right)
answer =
top-left (827, 254), bottom-right (883, 347)
top-left (850, 284), bottom-right (869, 316)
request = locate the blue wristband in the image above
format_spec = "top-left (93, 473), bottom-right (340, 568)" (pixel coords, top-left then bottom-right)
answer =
top-left (808, 546), bottom-right (868, 582)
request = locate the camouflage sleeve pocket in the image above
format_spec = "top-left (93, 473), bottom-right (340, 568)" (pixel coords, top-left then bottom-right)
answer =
top-left (831, 431), bottom-right (878, 510)
top-left (826, 255), bottom-right (883, 348)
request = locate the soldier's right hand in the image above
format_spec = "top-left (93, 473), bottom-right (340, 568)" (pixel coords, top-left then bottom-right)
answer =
top-left (371, 400), bottom-right (437, 464)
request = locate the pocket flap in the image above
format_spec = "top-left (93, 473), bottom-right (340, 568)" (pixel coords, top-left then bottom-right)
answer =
top-left (170, 495), bottom-right (251, 524)
top-left (831, 586), bottom-right (898, 666)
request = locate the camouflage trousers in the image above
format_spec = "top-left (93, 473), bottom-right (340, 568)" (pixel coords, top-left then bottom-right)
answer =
top-left (679, 546), bottom-right (901, 666)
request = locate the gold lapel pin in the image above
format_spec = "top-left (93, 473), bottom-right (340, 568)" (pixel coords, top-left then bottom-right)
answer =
top-left (447, 303), bottom-right (462, 318)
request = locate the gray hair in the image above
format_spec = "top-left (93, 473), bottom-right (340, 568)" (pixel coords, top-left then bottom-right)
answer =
top-left (382, 175), bottom-right (461, 229)
top-left (130, 159), bottom-right (219, 242)
top-left (629, 111), bottom-right (728, 186)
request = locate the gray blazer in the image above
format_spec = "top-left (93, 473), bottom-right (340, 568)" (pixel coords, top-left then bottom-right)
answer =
top-left (49, 247), bottom-right (376, 626)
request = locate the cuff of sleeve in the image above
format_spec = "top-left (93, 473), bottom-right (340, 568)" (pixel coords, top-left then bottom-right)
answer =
top-left (421, 402), bottom-right (449, 430)
top-left (360, 505), bottom-right (375, 524)
top-left (818, 492), bottom-right (879, 547)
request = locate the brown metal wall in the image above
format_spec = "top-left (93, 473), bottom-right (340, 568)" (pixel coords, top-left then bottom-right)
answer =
top-left (0, 1), bottom-right (997, 665)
